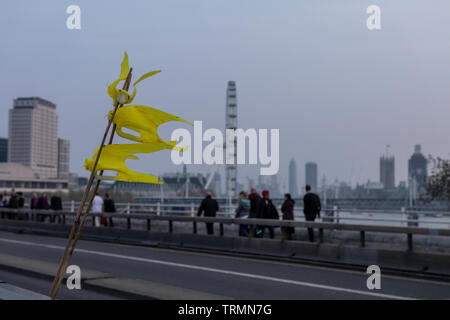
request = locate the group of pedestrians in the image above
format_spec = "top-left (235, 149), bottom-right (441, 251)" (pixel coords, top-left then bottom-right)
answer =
top-left (1, 190), bottom-right (117, 226)
top-left (1, 189), bottom-right (25, 219)
top-left (197, 185), bottom-right (321, 242)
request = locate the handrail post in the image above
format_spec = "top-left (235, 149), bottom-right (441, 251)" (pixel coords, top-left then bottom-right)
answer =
top-left (126, 202), bottom-right (130, 215)
top-left (220, 222), bottom-right (224, 236)
top-left (71, 200), bottom-right (75, 213)
top-left (319, 228), bottom-right (324, 243)
top-left (157, 202), bottom-right (161, 216)
top-left (334, 206), bottom-right (338, 223)
top-left (407, 233), bottom-right (413, 251)
top-left (401, 207), bottom-right (406, 226)
top-left (360, 231), bottom-right (365, 247)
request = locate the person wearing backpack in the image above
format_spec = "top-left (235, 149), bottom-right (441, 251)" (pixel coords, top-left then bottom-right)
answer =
top-left (303, 185), bottom-right (321, 242)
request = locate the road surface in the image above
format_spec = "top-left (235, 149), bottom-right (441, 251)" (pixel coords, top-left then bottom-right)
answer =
top-left (0, 230), bottom-right (448, 300)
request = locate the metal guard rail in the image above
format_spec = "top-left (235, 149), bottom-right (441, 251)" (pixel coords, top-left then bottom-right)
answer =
top-left (1, 208), bottom-right (450, 251)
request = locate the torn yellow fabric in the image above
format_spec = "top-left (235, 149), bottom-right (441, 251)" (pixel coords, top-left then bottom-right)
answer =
top-left (107, 52), bottom-right (161, 106)
top-left (84, 51), bottom-right (191, 184)
top-left (109, 105), bottom-right (192, 151)
top-left (84, 143), bottom-right (172, 184)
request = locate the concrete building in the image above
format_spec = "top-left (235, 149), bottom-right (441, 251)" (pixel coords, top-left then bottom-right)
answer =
top-left (305, 162), bottom-right (318, 192)
top-left (288, 158), bottom-right (298, 196)
top-left (8, 97), bottom-right (58, 178)
top-left (0, 138), bottom-right (7, 163)
top-left (0, 162), bottom-right (68, 195)
top-left (57, 138), bottom-right (70, 179)
top-left (380, 155), bottom-right (395, 189)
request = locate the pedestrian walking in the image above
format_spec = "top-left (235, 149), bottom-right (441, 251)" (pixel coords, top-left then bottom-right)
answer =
top-left (37, 193), bottom-right (50, 222)
top-left (50, 191), bottom-right (63, 223)
top-left (30, 193), bottom-right (39, 209)
top-left (197, 191), bottom-right (219, 235)
top-left (281, 193), bottom-right (295, 240)
top-left (235, 191), bottom-right (250, 237)
top-left (255, 190), bottom-right (279, 239)
top-left (8, 190), bottom-right (19, 219)
top-left (92, 193), bottom-right (104, 227)
top-left (104, 193), bottom-right (116, 227)
top-left (17, 192), bottom-right (25, 220)
top-left (303, 185), bottom-right (321, 242)
top-left (248, 188), bottom-right (262, 236)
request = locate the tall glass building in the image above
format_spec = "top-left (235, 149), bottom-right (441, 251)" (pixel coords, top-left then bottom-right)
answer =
top-left (305, 162), bottom-right (318, 192)
top-left (0, 138), bottom-right (7, 163)
top-left (408, 144), bottom-right (427, 193)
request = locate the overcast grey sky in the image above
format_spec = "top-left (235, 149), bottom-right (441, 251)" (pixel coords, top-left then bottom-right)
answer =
top-left (1, 0), bottom-right (449, 190)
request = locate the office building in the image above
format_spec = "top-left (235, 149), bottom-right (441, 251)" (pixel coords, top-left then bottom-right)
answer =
top-left (57, 138), bottom-right (70, 179)
top-left (8, 97), bottom-right (58, 178)
top-left (0, 138), bottom-right (7, 163)
top-left (288, 158), bottom-right (298, 196)
top-left (305, 162), bottom-right (318, 191)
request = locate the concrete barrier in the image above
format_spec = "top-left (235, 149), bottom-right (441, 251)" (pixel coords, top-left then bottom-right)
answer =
top-left (0, 219), bottom-right (449, 277)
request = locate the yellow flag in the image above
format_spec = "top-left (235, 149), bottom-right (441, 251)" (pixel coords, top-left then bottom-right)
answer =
top-left (84, 52), bottom-right (192, 184)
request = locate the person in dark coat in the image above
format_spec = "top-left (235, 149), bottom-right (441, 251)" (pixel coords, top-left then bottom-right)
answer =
top-left (197, 191), bottom-right (219, 235)
top-left (255, 190), bottom-right (279, 239)
top-left (104, 193), bottom-right (116, 227)
top-left (50, 191), bottom-right (63, 223)
top-left (7, 191), bottom-right (19, 220)
top-left (303, 185), bottom-right (321, 242)
top-left (16, 192), bottom-right (25, 220)
top-left (37, 193), bottom-right (50, 222)
top-left (30, 193), bottom-right (38, 209)
top-left (281, 193), bottom-right (295, 240)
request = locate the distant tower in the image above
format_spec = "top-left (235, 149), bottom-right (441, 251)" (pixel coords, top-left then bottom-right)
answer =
top-left (57, 138), bottom-right (70, 179)
top-left (225, 81), bottom-right (237, 199)
top-left (408, 144), bottom-right (427, 193)
top-left (288, 159), bottom-right (298, 196)
top-left (305, 162), bottom-right (318, 191)
top-left (380, 145), bottom-right (395, 189)
top-left (0, 137), bottom-right (7, 163)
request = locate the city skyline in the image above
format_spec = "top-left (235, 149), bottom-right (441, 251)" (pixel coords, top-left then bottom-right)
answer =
top-left (1, 1), bottom-right (449, 188)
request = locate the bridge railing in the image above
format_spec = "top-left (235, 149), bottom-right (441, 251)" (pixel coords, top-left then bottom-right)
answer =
top-left (1, 207), bottom-right (450, 252)
top-left (54, 201), bottom-right (450, 229)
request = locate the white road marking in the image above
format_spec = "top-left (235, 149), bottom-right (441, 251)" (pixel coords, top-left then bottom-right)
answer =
top-left (0, 237), bottom-right (417, 300)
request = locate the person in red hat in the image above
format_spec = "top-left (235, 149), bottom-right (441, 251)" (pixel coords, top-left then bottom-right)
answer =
top-left (255, 189), bottom-right (279, 239)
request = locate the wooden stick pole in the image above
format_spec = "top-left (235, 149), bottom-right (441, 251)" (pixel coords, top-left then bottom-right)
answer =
top-left (49, 69), bottom-right (133, 298)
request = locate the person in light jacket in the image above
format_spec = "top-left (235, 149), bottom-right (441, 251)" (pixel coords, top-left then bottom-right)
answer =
top-left (235, 191), bottom-right (250, 237)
